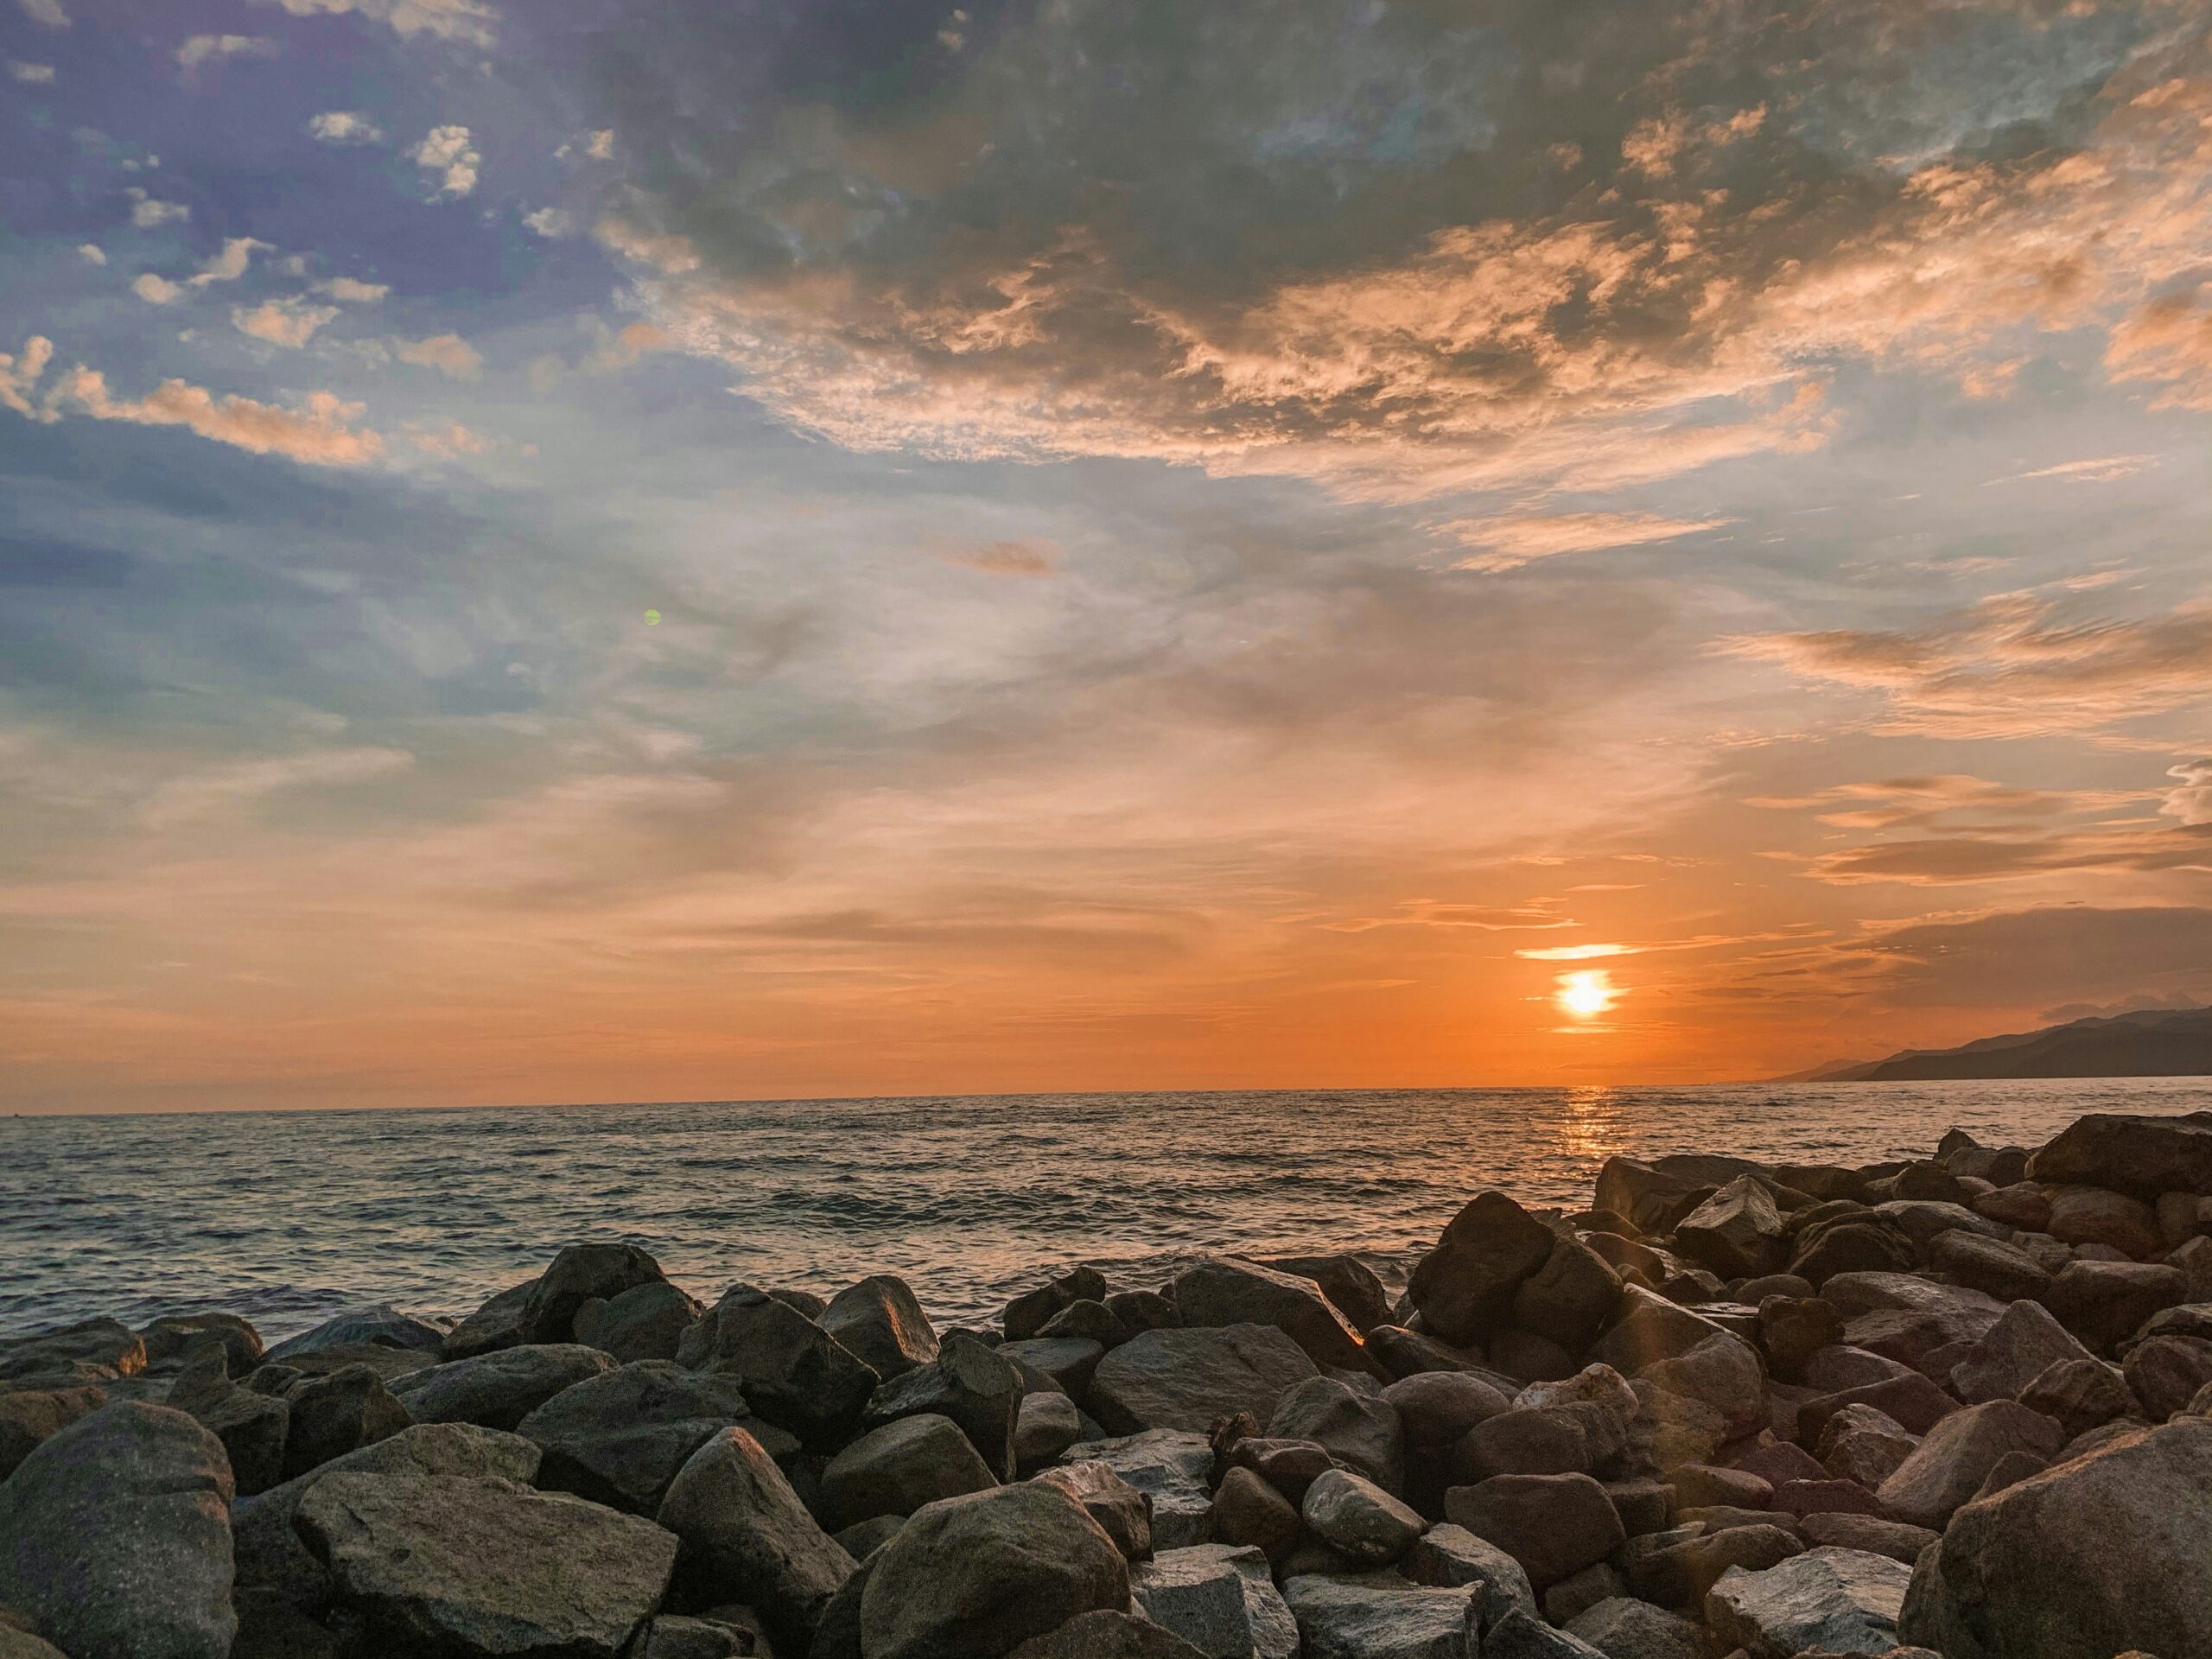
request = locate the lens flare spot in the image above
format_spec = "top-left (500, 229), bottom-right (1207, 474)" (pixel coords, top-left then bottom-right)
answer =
top-left (1557, 969), bottom-right (1617, 1019)
top-left (643, 608), bottom-right (662, 626)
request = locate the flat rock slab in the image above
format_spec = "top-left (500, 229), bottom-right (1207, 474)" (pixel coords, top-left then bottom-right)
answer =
top-left (1280, 1572), bottom-right (1478, 1659)
top-left (1089, 1325), bottom-right (1319, 1436)
top-left (1064, 1429), bottom-right (1217, 1548)
top-left (1706, 1546), bottom-right (1910, 1659)
top-left (296, 1471), bottom-right (677, 1656)
top-left (390, 1344), bottom-right (616, 1432)
top-left (1133, 1544), bottom-right (1298, 1659)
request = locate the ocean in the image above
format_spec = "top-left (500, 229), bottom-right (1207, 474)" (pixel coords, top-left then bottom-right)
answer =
top-left (6, 1077), bottom-right (2209, 1343)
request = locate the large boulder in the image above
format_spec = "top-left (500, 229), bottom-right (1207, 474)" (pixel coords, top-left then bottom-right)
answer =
top-left (142, 1313), bottom-right (264, 1376)
top-left (0, 1402), bottom-right (236, 1659)
top-left (1511, 1236), bottom-right (1623, 1352)
top-left (1260, 1255), bottom-right (1393, 1334)
top-left (1037, 1458), bottom-right (1158, 1560)
top-left (1563, 1597), bottom-right (1705, 1659)
top-left (859, 1482), bottom-right (1132, 1659)
top-left (1385, 1370), bottom-right (1512, 1447)
top-left (1444, 1472), bottom-right (1624, 1590)
top-left (1874, 1400), bottom-right (2063, 1529)
top-left (1268, 1376), bottom-right (1403, 1491)
top-left (2039, 1260), bottom-right (2188, 1352)
top-left (2028, 1112), bottom-right (2212, 1196)
top-left (264, 1306), bottom-right (446, 1363)
top-left (1636, 1333), bottom-right (1765, 1439)
top-left (1279, 1572), bottom-right (1478, 1659)
top-left (1007, 1611), bottom-right (1208, 1659)
top-left (518, 1360), bottom-right (764, 1514)
top-left (819, 1276), bottom-right (940, 1382)
top-left (657, 1426), bottom-right (855, 1643)
top-left (575, 1281), bottom-right (704, 1364)
top-left (1301, 1469), bottom-right (1424, 1567)
top-left (166, 1339), bottom-right (289, 1495)
top-left (1400, 1524), bottom-right (1535, 1627)
top-left (1169, 1259), bottom-right (1372, 1374)
top-left (1590, 1288), bottom-right (1735, 1375)
top-left (1408, 1192), bottom-right (1558, 1346)
top-left (280, 1363), bottom-right (410, 1479)
top-left (0, 1385), bottom-right (105, 1481)
top-left (1899, 1418), bottom-right (2212, 1657)
top-left (520, 1243), bottom-right (670, 1344)
top-left (443, 1278), bottom-right (538, 1361)
top-left (679, 1289), bottom-right (880, 1446)
top-left (2046, 1186), bottom-right (2162, 1257)
top-left (1704, 1546), bottom-right (1910, 1658)
top-left (1131, 1544), bottom-right (1298, 1659)
top-left (296, 1471), bottom-right (677, 1655)
top-left (822, 1412), bottom-right (996, 1528)
top-left (1061, 1429), bottom-right (1215, 1549)
top-left (1675, 1177), bottom-right (1786, 1280)
top-left (0, 1318), bottom-right (145, 1383)
top-left (388, 1343), bottom-right (615, 1431)
top-left (1089, 1325), bottom-right (1317, 1438)
top-left (861, 1331), bottom-right (1026, 1479)
top-left (1948, 1299), bottom-right (2095, 1405)
top-left (2122, 1333), bottom-right (2212, 1420)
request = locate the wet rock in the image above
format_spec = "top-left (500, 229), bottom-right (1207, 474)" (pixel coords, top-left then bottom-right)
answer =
top-left (1512, 1235), bottom-right (1624, 1351)
top-left (1562, 1596), bottom-right (1706, 1659)
top-left (862, 1330), bottom-right (1025, 1478)
top-left (0, 1402), bottom-right (236, 1659)
top-left (1445, 1471), bottom-right (1624, 1589)
top-left (1796, 1512), bottom-right (1938, 1565)
top-left (656, 1426), bottom-right (856, 1644)
top-left (1676, 1177), bottom-right (1787, 1281)
top-left (820, 1274), bottom-right (940, 1381)
top-left (1062, 1429), bottom-right (1213, 1549)
top-left (1037, 1457), bottom-right (1157, 1560)
top-left (1925, 1231), bottom-right (2052, 1302)
top-left (1899, 1419), bottom-right (2212, 1659)
top-left (280, 1363), bottom-right (409, 1480)
top-left (575, 1280), bottom-right (704, 1364)
top-left (1171, 1258), bottom-right (1372, 1375)
top-left (1214, 1465), bottom-right (1300, 1565)
top-left (1817, 1403), bottom-right (1918, 1489)
top-left (2039, 1259), bottom-right (2188, 1352)
top-left (1947, 1299), bottom-right (2094, 1405)
top-left (1302, 1467), bottom-right (1424, 1566)
top-left (1090, 1325), bottom-right (1318, 1439)
top-left (1268, 1375), bottom-right (1403, 1490)
top-left (0, 1318), bottom-right (147, 1382)
top-left (822, 1411), bottom-right (996, 1527)
top-left (298, 1471), bottom-right (674, 1655)
top-left (1385, 1370), bottom-right (1512, 1446)
top-left (2122, 1333), bottom-right (2212, 1419)
top-left (519, 1243), bottom-right (669, 1345)
top-left (2027, 1111), bottom-right (2212, 1196)
top-left (683, 1289), bottom-right (880, 1446)
top-left (388, 1342), bottom-right (615, 1432)
top-left (2046, 1186), bottom-right (2162, 1258)
top-left (264, 1306), bottom-right (446, 1363)
top-left (1875, 1400), bottom-right (2063, 1529)
top-left (1007, 1610), bottom-right (1208, 1659)
top-left (1133, 1545), bottom-right (1298, 1659)
top-left (2016, 1355), bottom-right (2133, 1438)
top-left (1260, 1254), bottom-right (1392, 1335)
top-left (0, 1384), bottom-right (105, 1480)
top-left (1409, 1192), bottom-right (1560, 1346)
top-left (1017, 1389), bottom-right (1084, 1471)
top-left (442, 1279), bottom-right (537, 1362)
top-left (1705, 1545), bottom-right (1910, 1659)
top-left (1005, 1268), bottom-right (1112, 1342)
top-left (518, 1359), bottom-right (764, 1514)
top-left (143, 1313), bottom-right (264, 1376)
top-left (860, 1482), bottom-right (1132, 1659)
top-left (167, 1339), bottom-right (290, 1495)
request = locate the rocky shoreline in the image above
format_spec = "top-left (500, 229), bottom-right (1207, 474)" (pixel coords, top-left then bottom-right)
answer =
top-left (5, 1109), bottom-right (2212, 1659)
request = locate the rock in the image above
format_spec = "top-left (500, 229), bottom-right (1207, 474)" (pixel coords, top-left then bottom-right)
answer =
top-left (518, 1243), bottom-right (669, 1345)
top-left (2174, 1235), bottom-right (2212, 1300)
top-left (1759, 1296), bottom-right (1845, 1382)
top-left (2123, 1334), bottom-right (2212, 1419)
top-left (297, 1471), bottom-right (674, 1655)
top-left (1628, 1383), bottom-right (1726, 1471)
top-left (1802, 1344), bottom-right (1915, 1394)
top-left (1090, 1325), bottom-right (1318, 1438)
top-left (1368, 1325), bottom-right (1491, 1380)
top-left (0, 1318), bottom-right (146, 1382)
top-left (1705, 1546), bottom-right (1910, 1658)
top-left (1007, 1610), bottom-right (1209, 1659)
top-left (2046, 1186), bottom-right (2162, 1257)
top-left (1037, 1458), bottom-right (1157, 1560)
top-left (1871, 1198), bottom-right (2009, 1248)
top-left (656, 1426), bottom-right (856, 1643)
top-left (680, 1288), bottom-right (880, 1445)
top-left (1490, 1330), bottom-right (1577, 1383)
top-left (442, 1279), bottom-right (538, 1361)
top-left (2027, 1111), bottom-right (2212, 1196)
top-left (0, 1402), bottom-right (236, 1659)
top-left (1041, 1300), bottom-right (1133, 1348)
top-left (1791, 1224), bottom-right (1916, 1287)
top-left (280, 1363), bottom-right (409, 1479)
top-left (1171, 1258), bottom-right (1372, 1374)
top-left (2016, 1356), bottom-right (2134, 1439)
top-left (1302, 1467), bottom-right (1424, 1566)
top-left (232, 1421), bottom-right (540, 1610)
top-left (143, 1313), bottom-right (264, 1376)
top-left (1627, 1523), bottom-right (1802, 1606)
top-left (1798, 1512), bottom-right (1937, 1565)
top-left (1062, 1429), bottom-right (1214, 1549)
top-left (518, 1359), bottom-right (764, 1513)
top-left (575, 1280), bottom-right (704, 1364)
top-left (388, 1342), bottom-right (615, 1432)
top-left (1948, 1299), bottom-right (2094, 1405)
top-left (1599, 1476), bottom-right (1674, 1535)
top-left (860, 1482), bottom-right (1132, 1659)
top-left (1106, 1290), bottom-right (1182, 1336)
top-left (264, 1306), bottom-right (446, 1363)
top-left (1018, 1389), bottom-right (1084, 1470)
top-left (822, 1412), bottom-right (997, 1527)
top-left (0, 1384), bottom-right (105, 1480)
top-left (2040, 1260), bottom-right (2188, 1352)
top-left (1002, 1336), bottom-right (1108, 1397)
top-left (1400, 1523), bottom-right (1536, 1624)
top-left (1671, 1462), bottom-right (1772, 1510)
top-left (1268, 1376), bottom-right (1402, 1490)
top-left (1480, 1605), bottom-right (1607, 1658)
top-left (1224, 1434), bottom-right (1336, 1503)
top-left (1385, 1370), bottom-right (1512, 1446)
top-left (861, 1330), bottom-right (1025, 1478)
top-left (1260, 1254), bottom-right (1393, 1335)
top-left (820, 1275), bottom-right (941, 1381)
top-left (1591, 1287), bottom-right (1735, 1374)
top-left (167, 1339), bottom-right (290, 1495)
top-left (1543, 1562), bottom-right (1627, 1624)
top-left (1676, 1177), bottom-right (1787, 1280)
top-left (1133, 1545), bottom-right (1299, 1659)
top-left (2126, 1300), bottom-right (2212, 1351)
top-left (1972, 1182), bottom-right (2052, 1230)
top-left (1898, 1418), bottom-right (2212, 1658)
top-left (1005, 1268), bottom-right (1112, 1342)
top-left (1637, 1333), bottom-right (1766, 1439)
top-left (836, 1513), bottom-right (906, 1558)
top-left (1562, 1596), bottom-right (1706, 1659)
top-left (1458, 1406), bottom-right (1592, 1481)
top-left (257, 1341), bottom-right (434, 1383)
top-left (633, 1613), bottom-right (764, 1658)
top-left (1445, 1471), bottom-right (1624, 1589)
top-left (1925, 1232), bottom-right (2052, 1302)
top-left (1214, 1465), bottom-right (1300, 1564)
top-left (1595, 1157), bottom-right (1728, 1235)
top-left (1817, 1403), bottom-right (1918, 1489)
top-left (1409, 1192), bottom-right (1560, 1345)
top-left (1279, 1573), bottom-right (1478, 1659)
top-left (1968, 1446), bottom-right (2047, 1502)
top-left (1874, 1400), bottom-right (2063, 1529)
top-left (1512, 1236), bottom-right (1624, 1351)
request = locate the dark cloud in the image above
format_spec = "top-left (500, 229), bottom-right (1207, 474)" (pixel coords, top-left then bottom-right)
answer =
top-left (1865, 904), bottom-right (2212, 1007)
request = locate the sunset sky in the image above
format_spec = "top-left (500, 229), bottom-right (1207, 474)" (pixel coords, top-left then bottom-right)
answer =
top-left (3, 0), bottom-right (2211, 1112)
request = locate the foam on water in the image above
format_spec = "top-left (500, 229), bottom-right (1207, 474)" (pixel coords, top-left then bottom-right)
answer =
top-left (4, 1077), bottom-right (2207, 1341)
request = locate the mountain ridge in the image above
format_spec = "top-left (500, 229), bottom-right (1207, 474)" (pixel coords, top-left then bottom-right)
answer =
top-left (1812, 1006), bottom-right (2212, 1082)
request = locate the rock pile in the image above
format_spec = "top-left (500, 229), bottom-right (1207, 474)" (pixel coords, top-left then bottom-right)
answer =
top-left (5, 1109), bottom-right (2212, 1658)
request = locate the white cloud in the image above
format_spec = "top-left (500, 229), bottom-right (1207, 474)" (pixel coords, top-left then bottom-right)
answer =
top-left (127, 190), bottom-right (190, 228)
top-left (8, 60), bottom-right (54, 82)
top-left (523, 207), bottom-right (574, 238)
top-left (131, 274), bottom-right (182, 305)
top-left (1447, 512), bottom-right (1738, 573)
top-left (0, 336), bottom-right (54, 418)
top-left (307, 111), bottom-right (382, 144)
top-left (176, 35), bottom-right (278, 72)
top-left (2164, 761), bottom-right (2212, 828)
top-left (17, 0), bottom-right (68, 28)
top-left (47, 363), bottom-right (384, 467)
top-left (318, 276), bottom-right (390, 302)
top-left (1986, 454), bottom-right (2163, 486)
top-left (410, 125), bottom-right (479, 197)
top-left (250, 0), bottom-right (495, 47)
top-left (76, 244), bottom-right (105, 266)
top-left (585, 129), bottom-right (613, 161)
top-left (232, 298), bottom-right (340, 348)
top-left (188, 237), bottom-right (264, 287)
top-left (395, 332), bottom-right (480, 379)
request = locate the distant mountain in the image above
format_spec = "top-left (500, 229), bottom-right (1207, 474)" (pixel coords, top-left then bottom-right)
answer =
top-left (1814, 1007), bottom-right (2212, 1083)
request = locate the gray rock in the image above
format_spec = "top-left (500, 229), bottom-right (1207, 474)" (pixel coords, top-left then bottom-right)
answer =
top-left (1563, 1597), bottom-right (1706, 1659)
top-left (1005, 1268), bottom-right (1112, 1342)
top-left (264, 1306), bottom-right (446, 1363)
top-left (1480, 1606), bottom-right (1607, 1658)
top-left (167, 1338), bottom-right (289, 1494)
top-left (820, 1275), bottom-right (940, 1381)
top-left (1899, 1418), bottom-right (2212, 1659)
top-left (2028, 1111), bottom-right (2212, 1196)
top-left (1170, 1258), bottom-right (1372, 1374)
top-left (1038, 1458), bottom-right (1157, 1560)
top-left (2039, 1259), bottom-right (2188, 1352)
top-left (1400, 1523), bottom-right (1535, 1628)
top-left (518, 1359), bottom-right (763, 1513)
top-left (1007, 1610), bottom-right (1209, 1659)
top-left (1384, 1370), bottom-right (1512, 1446)
top-left (1444, 1471), bottom-right (1624, 1589)
top-left (1637, 1332), bottom-right (1767, 1439)
top-left (1925, 1231), bottom-right (2052, 1302)
top-left (575, 1280), bottom-right (704, 1364)
top-left (1105, 1290), bottom-right (1183, 1338)
top-left (1591, 1287), bottom-right (1736, 1374)
top-left (1213, 1465), bottom-right (1301, 1565)
top-left (0, 1402), bottom-right (236, 1659)
top-left (1796, 1512), bottom-right (1939, 1565)
top-left (0, 1318), bottom-right (146, 1383)
top-left (0, 1384), bottom-right (105, 1481)
top-left (2047, 1185), bottom-right (2162, 1257)
top-left (142, 1313), bottom-right (264, 1376)
top-left (1816, 1402), bottom-right (1917, 1490)
top-left (1133, 1544), bottom-right (1298, 1659)
top-left (1090, 1325), bottom-right (1319, 1438)
top-left (1947, 1299), bottom-right (2094, 1405)
top-left (520, 1243), bottom-right (669, 1345)
top-left (1280, 1572), bottom-right (1478, 1659)
top-left (1511, 1236), bottom-right (1624, 1352)
top-left (1457, 1407), bottom-right (1592, 1481)
top-left (1042, 1300), bottom-right (1135, 1348)
top-left (2122, 1332), bottom-right (2212, 1419)
top-left (1017, 1389), bottom-right (1084, 1470)
top-left (656, 1426), bottom-right (855, 1644)
top-left (1623, 1523), bottom-right (1802, 1605)
top-left (1062, 1429), bottom-right (1215, 1549)
top-left (0, 1627), bottom-right (69, 1659)
top-left (1874, 1401), bottom-right (2063, 1529)
top-left (1260, 1254), bottom-right (1394, 1334)
top-left (861, 1330), bottom-right (1025, 1479)
top-left (680, 1288), bottom-right (880, 1446)
top-left (834, 1512), bottom-right (906, 1559)
top-left (442, 1278), bottom-right (538, 1361)
top-left (1675, 1176), bottom-right (1786, 1280)
top-left (280, 1363), bottom-right (410, 1480)
top-left (1409, 1192), bottom-right (1561, 1346)
top-left (296, 1471), bottom-right (676, 1656)
top-left (232, 1421), bottom-right (539, 1610)
top-left (1301, 1467), bottom-right (1424, 1567)
top-left (1268, 1375), bottom-right (1403, 1490)
top-left (822, 1411), bottom-right (996, 1527)
top-left (859, 1482), bottom-right (1132, 1659)
top-left (1542, 1562), bottom-right (1627, 1625)
top-left (634, 1613), bottom-right (764, 1658)
top-left (1705, 1545), bottom-right (1910, 1658)
top-left (1001, 1336), bottom-right (1108, 1396)
top-left (389, 1342), bottom-right (616, 1431)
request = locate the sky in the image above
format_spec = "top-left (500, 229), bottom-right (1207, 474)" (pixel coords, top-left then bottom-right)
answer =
top-left (2, 0), bottom-right (2210, 1112)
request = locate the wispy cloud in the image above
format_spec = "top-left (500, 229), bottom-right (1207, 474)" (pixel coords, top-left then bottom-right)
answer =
top-left (176, 35), bottom-right (278, 73)
top-left (396, 332), bottom-right (480, 378)
top-left (250, 0), bottom-right (495, 47)
top-left (233, 298), bottom-right (340, 348)
top-left (1448, 512), bottom-right (1737, 573)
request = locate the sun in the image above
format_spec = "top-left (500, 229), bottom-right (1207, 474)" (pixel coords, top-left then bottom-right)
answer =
top-left (1557, 969), bottom-right (1618, 1019)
